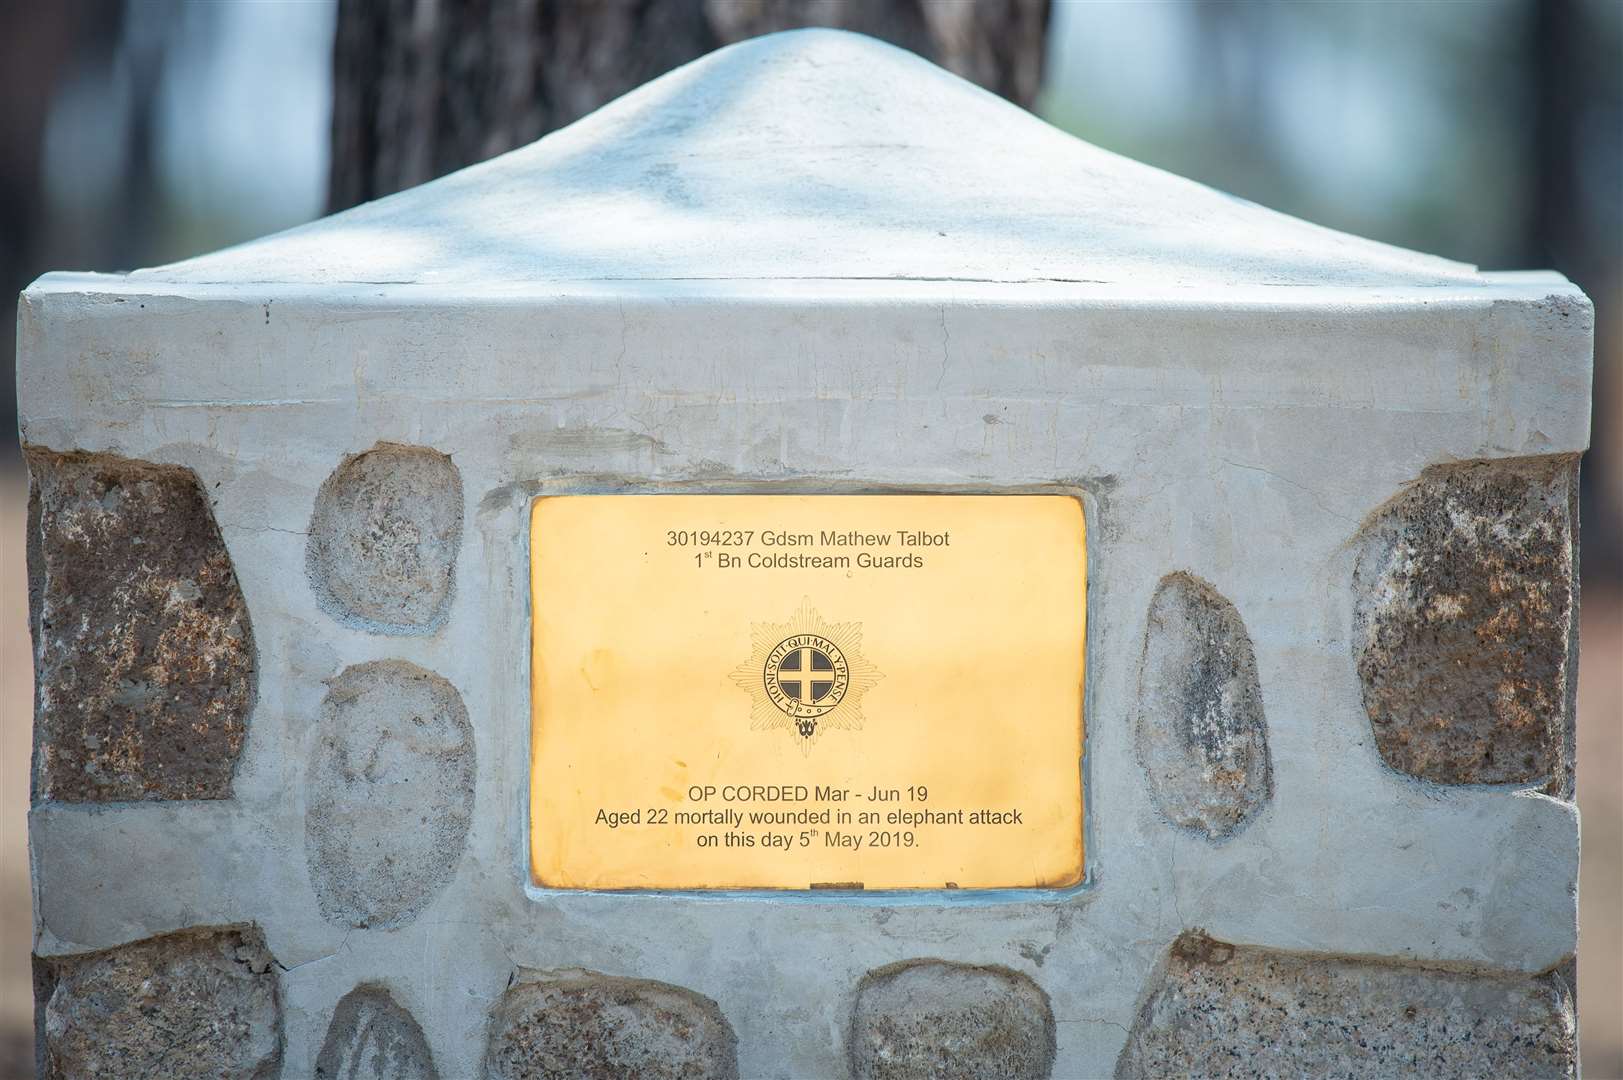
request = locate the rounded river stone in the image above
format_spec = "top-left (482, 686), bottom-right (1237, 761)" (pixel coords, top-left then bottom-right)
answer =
top-left (849, 960), bottom-right (1056, 1080)
top-left (40, 926), bottom-right (281, 1079)
top-left (305, 660), bottom-right (475, 929)
top-left (1134, 571), bottom-right (1272, 842)
top-left (316, 984), bottom-right (438, 1079)
top-left (483, 972), bottom-right (738, 1080)
top-left (306, 442), bottom-right (463, 633)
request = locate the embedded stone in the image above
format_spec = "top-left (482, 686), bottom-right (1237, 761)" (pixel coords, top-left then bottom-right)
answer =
top-left (1134, 573), bottom-right (1271, 841)
top-left (38, 926), bottom-right (281, 1079)
top-left (25, 448), bottom-right (256, 803)
top-left (483, 972), bottom-right (738, 1080)
top-left (306, 442), bottom-right (463, 633)
top-left (316, 984), bottom-right (438, 1079)
top-left (849, 960), bottom-right (1055, 1080)
top-left (305, 660), bottom-right (475, 929)
top-left (1353, 455), bottom-right (1577, 789)
top-left (1116, 931), bottom-right (1576, 1079)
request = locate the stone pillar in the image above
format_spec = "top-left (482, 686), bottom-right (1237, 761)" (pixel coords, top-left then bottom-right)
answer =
top-left (17, 30), bottom-right (1590, 1079)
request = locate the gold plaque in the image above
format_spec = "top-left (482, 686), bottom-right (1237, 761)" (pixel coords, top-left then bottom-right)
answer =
top-left (529, 494), bottom-right (1085, 890)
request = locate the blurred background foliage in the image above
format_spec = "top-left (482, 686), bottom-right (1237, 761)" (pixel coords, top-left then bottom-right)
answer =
top-left (0, 2), bottom-right (1618, 1077)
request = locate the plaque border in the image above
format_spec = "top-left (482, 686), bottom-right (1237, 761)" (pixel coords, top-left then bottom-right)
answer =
top-left (521, 479), bottom-right (1098, 904)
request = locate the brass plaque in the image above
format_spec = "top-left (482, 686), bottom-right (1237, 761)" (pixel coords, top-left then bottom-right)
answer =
top-left (529, 494), bottom-right (1085, 890)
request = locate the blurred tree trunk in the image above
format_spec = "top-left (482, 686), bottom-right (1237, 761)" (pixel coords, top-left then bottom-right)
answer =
top-left (1525, 0), bottom-right (1579, 274)
top-left (328, 0), bottom-right (1051, 213)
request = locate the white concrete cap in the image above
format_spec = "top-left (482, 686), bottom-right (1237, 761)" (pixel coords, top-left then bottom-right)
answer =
top-left (132, 28), bottom-right (1486, 291)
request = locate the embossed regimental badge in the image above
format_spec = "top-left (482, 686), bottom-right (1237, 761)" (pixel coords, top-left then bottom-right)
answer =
top-left (731, 599), bottom-right (882, 745)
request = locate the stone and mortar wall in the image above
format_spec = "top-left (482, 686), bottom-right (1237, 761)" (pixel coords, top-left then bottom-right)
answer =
top-left (19, 281), bottom-right (1587, 1077)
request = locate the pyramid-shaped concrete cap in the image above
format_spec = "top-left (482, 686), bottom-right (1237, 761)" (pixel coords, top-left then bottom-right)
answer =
top-left (144, 29), bottom-right (1485, 290)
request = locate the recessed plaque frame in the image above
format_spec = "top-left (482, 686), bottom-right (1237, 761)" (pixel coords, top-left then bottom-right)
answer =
top-left (529, 492), bottom-right (1086, 891)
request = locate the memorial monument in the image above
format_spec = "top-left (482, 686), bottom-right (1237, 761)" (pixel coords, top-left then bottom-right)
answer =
top-left (18, 29), bottom-right (1590, 1078)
